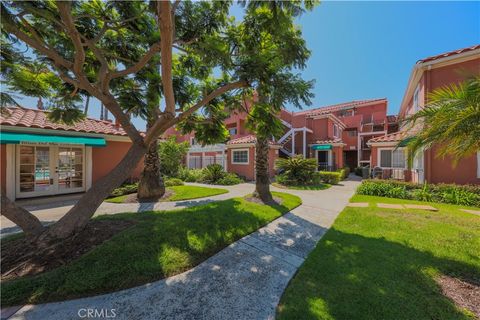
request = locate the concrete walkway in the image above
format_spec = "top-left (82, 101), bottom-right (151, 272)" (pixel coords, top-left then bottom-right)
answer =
top-left (0, 183), bottom-right (253, 238)
top-left (7, 177), bottom-right (361, 320)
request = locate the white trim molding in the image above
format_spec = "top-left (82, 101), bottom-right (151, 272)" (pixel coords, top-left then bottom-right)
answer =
top-left (477, 151), bottom-right (480, 179)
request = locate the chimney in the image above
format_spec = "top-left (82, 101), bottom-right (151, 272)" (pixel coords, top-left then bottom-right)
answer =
top-left (37, 97), bottom-right (44, 110)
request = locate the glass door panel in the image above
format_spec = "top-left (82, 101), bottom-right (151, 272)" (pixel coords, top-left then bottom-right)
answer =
top-left (18, 145), bottom-right (53, 194)
top-left (58, 147), bottom-right (84, 190)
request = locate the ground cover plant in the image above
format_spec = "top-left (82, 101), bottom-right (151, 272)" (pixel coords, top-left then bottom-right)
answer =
top-left (177, 165), bottom-right (244, 185)
top-left (2, 192), bottom-right (302, 306)
top-left (278, 194), bottom-right (480, 320)
top-left (105, 185), bottom-right (228, 204)
top-left (357, 180), bottom-right (480, 206)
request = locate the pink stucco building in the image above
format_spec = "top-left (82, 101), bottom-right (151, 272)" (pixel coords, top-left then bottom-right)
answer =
top-left (368, 45), bottom-right (480, 185)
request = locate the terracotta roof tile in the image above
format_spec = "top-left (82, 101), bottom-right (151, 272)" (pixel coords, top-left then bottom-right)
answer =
top-left (226, 134), bottom-right (280, 146)
top-left (295, 98), bottom-right (387, 116)
top-left (0, 107), bottom-right (129, 136)
top-left (368, 131), bottom-right (407, 143)
top-left (417, 44), bottom-right (480, 64)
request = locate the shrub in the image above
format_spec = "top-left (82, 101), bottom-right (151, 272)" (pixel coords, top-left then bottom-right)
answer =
top-left (216, 173), bottom-right (243, 185)
top-left (276, 156), bottom-right (317, 185)
top-left (165, 178), bottom-right (184, 187)
top-left (356, 180), bottom-right (480, 206)
top-left (159, 136), bottom-right (190, 177)
top-left (337, 167), bottom-right (350, 180)
top-left (275, 173), bottom-right (297, 186)
top-left (177, 167), bottom-right (205, 182)
top-left (201, 164), bottom-right (226, 184)
top-left (109, 183), bottom-right (138, 197)
top-left (316, 171), bottom-right (342, 184)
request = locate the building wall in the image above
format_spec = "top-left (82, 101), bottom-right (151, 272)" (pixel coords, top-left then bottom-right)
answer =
top-left (92, 141), bottom-right (143, 183)
top-left (227, 146), bottom-right (255, 180)
top-left (0, 144), bottom-right (6, 193)
top-left (427, 147), bottom-right (479, 185)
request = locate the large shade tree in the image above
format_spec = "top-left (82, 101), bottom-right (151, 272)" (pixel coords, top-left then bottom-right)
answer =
top-left (0, 0), bottom-right (316, 246)
top-left (0, 0), bottom-right (247, 244)
top-left (401, 76), bottom-right (480, 164)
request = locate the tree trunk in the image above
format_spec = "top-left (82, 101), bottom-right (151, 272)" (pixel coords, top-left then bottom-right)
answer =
top-left (83, 95), bottom-right (90, 115)
top-left (40, 141), bottom-right (147, 240)
top-left (137, 134), bottom-right (165, 201)
top-left (0, 196), bottom-right (44, 238)
top-left (253, 136), bottom-right (274, 203)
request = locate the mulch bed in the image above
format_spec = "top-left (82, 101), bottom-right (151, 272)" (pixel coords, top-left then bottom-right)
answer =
top-left (437, 275), bottom-right (480, 318)
top-left (110, 190), bottom-right (174, 203)
top-left (1, 219), bottom-right (135, 281)
top-left (244, 196), bottom-right (283, 206)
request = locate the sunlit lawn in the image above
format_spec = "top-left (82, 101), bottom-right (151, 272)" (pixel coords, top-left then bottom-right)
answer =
top-left (3, 192), bottom-right (301, 306)
top-left (105, 185), bottom-right (228, 203)
top-left (278, 195), bottom-right (480, 320)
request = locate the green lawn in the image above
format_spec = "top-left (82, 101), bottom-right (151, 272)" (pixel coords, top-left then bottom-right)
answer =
top-left (105, 185), bottom-right (228, 203)
top-left (278, 195), bottom-right (480, 320)
top-left (2, 191), bottom-right (301, 306)
top-left (272, 182), bottom-right (331, 191)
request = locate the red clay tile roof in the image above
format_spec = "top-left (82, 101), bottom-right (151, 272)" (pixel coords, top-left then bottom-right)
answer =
top-left (312, 138), bottom-right (344, 145)
top-left (295, 98), bottom-right (387, 116)
top-left (417, 44), bottom-right (480, 64)
top-left (368, 131), bottom-right (407, 144)
top-left (386, 115), bottom-right (398, 123)
top-left (0, 107), bottom-right (129, 136)
top-left (226, 134), bottom-right (280, 146)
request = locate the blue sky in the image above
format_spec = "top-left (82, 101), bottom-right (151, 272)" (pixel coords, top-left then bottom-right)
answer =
top-left (13, 1), bottom-right (480, 130)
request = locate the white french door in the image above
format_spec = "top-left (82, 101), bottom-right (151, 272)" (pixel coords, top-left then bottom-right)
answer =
top-left (16, 144), bottom-right (86, 198)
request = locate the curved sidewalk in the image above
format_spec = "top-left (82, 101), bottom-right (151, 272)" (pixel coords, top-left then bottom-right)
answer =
top-left (8, 177), bottom-right (361, 320)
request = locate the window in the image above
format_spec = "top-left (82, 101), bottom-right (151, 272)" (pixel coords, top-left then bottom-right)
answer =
top-left (339, 109), bottom-right (353, 117)
top-left (333, 124), bottom-right (339, 138)
top-left (232, 149), bottom-right (249, 164)
top-left (228, 127), bottom-right (238, 136)
top-left (190, 137), bottom-right (197, 145)
top-left (379, 149), bottom-right (406, 168)
top-left (413, 85), bottom-right (420, 113)
top-left (347, 129), bottom-right (357, 137)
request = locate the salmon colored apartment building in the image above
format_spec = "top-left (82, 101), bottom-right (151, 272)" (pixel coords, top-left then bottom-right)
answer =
top-left (368, 45), bottom-right (480, 185)
top-left (164, 97), bottom-right (396, 180)
top-left (0, 108), bottom-right (143, 200)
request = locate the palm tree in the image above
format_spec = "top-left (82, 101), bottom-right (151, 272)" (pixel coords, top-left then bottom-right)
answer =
top-left (401, 76), bottom-right (480, 164)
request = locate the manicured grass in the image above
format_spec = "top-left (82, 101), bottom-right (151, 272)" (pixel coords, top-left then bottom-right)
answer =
top-left (272, 182), bottom-right (331, 191)
top-left (2, 191), bottom-right (301, 306)
top-left (105, 185), bottom-right (228, 203)
top-left (278, 195), bottom-right (480, 320)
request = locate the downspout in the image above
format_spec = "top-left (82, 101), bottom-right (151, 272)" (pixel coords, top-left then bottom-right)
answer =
top-left (425, 65), bottom-right (432, 183)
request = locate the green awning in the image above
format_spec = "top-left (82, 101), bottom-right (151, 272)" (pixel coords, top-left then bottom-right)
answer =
top-left (0, 132), bottom-right (106, 147)
top-left (311, 144), bottom-right (332, 150)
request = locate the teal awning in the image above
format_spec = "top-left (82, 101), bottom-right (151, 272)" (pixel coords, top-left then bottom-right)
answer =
top-left (311, 144), bottom-right (332, 150)
top-left (0, 132), bottom-right (106, 147)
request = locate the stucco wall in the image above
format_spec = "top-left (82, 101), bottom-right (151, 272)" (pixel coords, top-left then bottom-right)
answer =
top-left (92, 141), bottom-right (143, 183)
top-left (427, 147), bottom-right (479, 185)
top-left (0, 144), bottom-right (6, 193)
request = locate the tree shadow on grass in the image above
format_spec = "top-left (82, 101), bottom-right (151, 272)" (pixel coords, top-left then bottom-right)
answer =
top-left (1, 196), bottom-right (297, 307)
top-left (278, 229), bottom-right (480, 320)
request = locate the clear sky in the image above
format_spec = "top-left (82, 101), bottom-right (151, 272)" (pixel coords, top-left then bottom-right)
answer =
top-left (13, 1), bottom-right (480, 130)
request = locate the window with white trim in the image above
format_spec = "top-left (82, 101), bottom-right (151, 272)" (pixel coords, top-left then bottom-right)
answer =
top-left (232, 149), bottom-right (248, 164)
top-left (190, 137), bottom-right (197, 145)
top-left (379, 148), bottom-right (406, 168)
top-left (333, 124), bottom-right (339, 138)
top-left (413, 85), bottom-right (420, 113)
top-left (228, 127), bottom-right (237, 136)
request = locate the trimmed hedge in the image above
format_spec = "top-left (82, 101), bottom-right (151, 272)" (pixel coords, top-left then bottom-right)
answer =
top-left (357, 180), bottom-right (480, 207)
top-left (337, 167), bottom-right (350, 180)
top-left (165, 178), bottom-right (184, 187)
top-left (316, 171), bottom-right (342, 185)
top-left (109, 183), bottom-right (138, 197)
